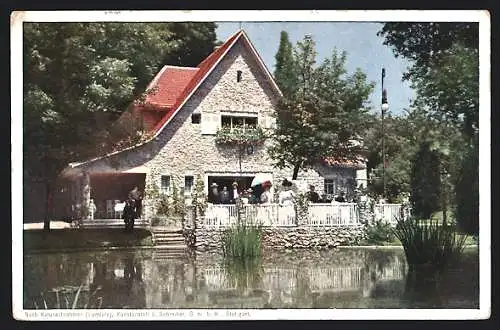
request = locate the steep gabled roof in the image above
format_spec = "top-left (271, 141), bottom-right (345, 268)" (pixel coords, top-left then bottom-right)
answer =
top-left (141, 66), bottom-right (199, 111)
top-left (65, 29), bottom-right (282, 171)
top-left (149, 29), bottom-right (282, 138)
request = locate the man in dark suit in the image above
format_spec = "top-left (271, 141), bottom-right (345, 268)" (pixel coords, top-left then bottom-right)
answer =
top-left (306, 185), bottom-right (320, 203)
top-left (208, 183), bottom-right (220, 204)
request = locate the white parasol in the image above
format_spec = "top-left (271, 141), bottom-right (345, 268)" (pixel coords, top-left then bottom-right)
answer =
top-left (251, 173), bottom-right (273, 187)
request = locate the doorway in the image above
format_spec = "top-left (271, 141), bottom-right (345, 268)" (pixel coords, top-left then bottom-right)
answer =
top-left (207, 175), bottom-right (255, 202)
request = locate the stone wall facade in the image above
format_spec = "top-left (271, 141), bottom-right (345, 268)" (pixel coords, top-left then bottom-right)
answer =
top-left (70, 37), bottom-right (367, 221)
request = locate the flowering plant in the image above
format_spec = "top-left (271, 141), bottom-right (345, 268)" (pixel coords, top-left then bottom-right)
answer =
top-left (215, 127), bottom-right (267, 145)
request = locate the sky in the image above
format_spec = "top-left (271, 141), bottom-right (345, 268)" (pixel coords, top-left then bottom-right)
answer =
top-left (216, 22), bottom-right (416, 116)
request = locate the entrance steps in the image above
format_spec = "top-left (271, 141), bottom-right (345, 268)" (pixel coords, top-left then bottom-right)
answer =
top-left (151, 227), bottom-right (187, 248)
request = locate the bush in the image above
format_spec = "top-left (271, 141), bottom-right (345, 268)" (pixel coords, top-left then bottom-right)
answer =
top-left (363, 219), bottom-right (396, 245)
top-left (221, 222), bottom-right (262, 259)
top-left (393, 217), bottom-right (467, 272)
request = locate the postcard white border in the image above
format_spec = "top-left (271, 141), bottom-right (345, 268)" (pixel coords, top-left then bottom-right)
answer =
top-left (11, 10), bottom-right (491, 321)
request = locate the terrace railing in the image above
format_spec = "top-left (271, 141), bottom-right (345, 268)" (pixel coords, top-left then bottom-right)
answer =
top-left (307, 203), bottom-right (359, 226)
top-left (203, 203), bottom-right (296, 228)
top-left (201, 202), bottom-right (359, 228)
top-left (374, 203), bottom-right (410, 225)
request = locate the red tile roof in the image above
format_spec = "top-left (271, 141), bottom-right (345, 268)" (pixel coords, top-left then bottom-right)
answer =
top-left (142, 66), bottom-right (199, 111)
top-left (323, 156), bottom-right (366, 169)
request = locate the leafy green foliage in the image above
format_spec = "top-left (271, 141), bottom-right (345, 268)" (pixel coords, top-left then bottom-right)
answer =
top-left (363, 220), bottom-right (396, 245)
top-left (161, 22), bottom-right (218, 68)
top-left (377, 23), bottom-right (478, 80)
top-left (269, 34), bottom-right (374, 179)
top-left (274, 31), bottom-right (298, 97)
top-left (192, 174), bottom-right (207, 217)
top-left (411, 43), bottom-right (479, 139)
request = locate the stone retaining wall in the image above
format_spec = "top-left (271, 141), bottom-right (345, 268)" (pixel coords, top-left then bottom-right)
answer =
top-left (190, 224), bottom-right (366, 252)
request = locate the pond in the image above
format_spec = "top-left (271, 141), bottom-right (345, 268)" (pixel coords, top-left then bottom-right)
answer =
top-left (23, 247), bottom-right (479, 309)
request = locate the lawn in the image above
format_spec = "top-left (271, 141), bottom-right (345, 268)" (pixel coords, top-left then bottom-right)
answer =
top-left (24, 228), bottom-right (153, 251)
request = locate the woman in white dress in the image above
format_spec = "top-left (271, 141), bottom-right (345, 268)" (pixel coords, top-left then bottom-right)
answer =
top-left (278, 179), bottom-right (295, 225)
top-left (254, 182), bottom-right (273, 225)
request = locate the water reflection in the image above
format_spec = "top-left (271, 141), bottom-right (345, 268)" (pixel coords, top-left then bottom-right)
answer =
top-left (23, 248), bottom-right (478, 309)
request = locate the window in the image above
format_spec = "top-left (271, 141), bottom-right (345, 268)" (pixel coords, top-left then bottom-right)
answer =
top-left (324, 178), bottom-right (336, 196)
top-left (221, 115), bottom-right (258, 131)
top-left (191, 113), bottom-right (201, 124)
top-left (184, 175), bottom-right (194, 194)
top-left (160, 175), bottom-right (171, 195)
top-left (237, 70), bottom-right (242, 82)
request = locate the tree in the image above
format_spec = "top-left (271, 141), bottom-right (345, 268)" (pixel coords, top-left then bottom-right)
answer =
top-left (411, 43), bottom-right (479, 139)
top-left (162, 22), bottom-right (218, 67)
top-left (364, 113), bottom-right (414, 202)
top-left (23, 22), bottom-right (218, 229)
top-left (454, 139), bottom-right (479, 235)
top-left (378, 23), bottom-right (479, 232)
top-left (410, 142), bottom-right (442, 220)
top-left (377, 23), bottom-right (478, 77)
top-left (274, 31), bottom-right (297, 97)
top-left (377, 23), bottom-right (479, 139)
top-left (269, 34), bottom-right (375, 179)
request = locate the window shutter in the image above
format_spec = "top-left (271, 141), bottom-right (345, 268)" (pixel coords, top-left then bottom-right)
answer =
top-left (201, 113), bottom-right (219, 135)
top-left (260, 115), bottom-right (275, 129)
top-left (260, 116), bottom-right (268, 129)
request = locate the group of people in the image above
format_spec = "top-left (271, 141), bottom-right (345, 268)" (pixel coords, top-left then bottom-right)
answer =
top-left (207, 179), bottom-right (353, 207)
top-left (306, 184), bottom-right (349, 204)
top-left (208, 181), bottom-right (263, 205)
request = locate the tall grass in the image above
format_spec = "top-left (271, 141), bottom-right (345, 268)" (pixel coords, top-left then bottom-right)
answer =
top-left (221, 222), bottom-right (263, 259)
top-left (393, 217), bottom-right (467, 272)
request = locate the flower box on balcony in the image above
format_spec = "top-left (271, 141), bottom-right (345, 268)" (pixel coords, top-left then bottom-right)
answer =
top-left (214, 127), bottom-right (267, 145)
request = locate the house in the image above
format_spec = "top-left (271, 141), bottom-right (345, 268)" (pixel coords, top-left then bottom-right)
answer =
top-left (55, 29), bottom-right (367, 224)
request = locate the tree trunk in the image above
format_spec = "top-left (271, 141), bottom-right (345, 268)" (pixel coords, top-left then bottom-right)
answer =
top-left (43, 181), bottom-right (52, 231)
top-left (292, 163), bottom-right (301, 180)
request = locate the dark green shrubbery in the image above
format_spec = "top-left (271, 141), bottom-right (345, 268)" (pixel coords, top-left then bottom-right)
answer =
top-left (393, 217), bottom-right (467, 272)
top-left (363, 220), bottom-right (397, 245)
